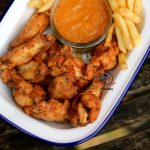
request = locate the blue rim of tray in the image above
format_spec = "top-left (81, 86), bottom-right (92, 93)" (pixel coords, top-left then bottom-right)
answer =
top-left (0, 0), bottom-right (150, 147)
top-left (0, 0), bottom-right (14, 22)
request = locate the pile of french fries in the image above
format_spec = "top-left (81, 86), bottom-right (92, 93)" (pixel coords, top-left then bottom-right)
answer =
top-left (106, 0), bottom-right (143, 70)
top-left (28, 0), bottom-right (54, 12)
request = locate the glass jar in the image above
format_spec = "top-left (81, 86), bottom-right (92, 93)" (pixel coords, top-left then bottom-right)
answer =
top-left (50, 0), bottom-right (112, 51)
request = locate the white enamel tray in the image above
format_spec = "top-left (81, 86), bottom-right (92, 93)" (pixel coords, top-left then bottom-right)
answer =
top-left (0, 0), bottom-right (150, 146)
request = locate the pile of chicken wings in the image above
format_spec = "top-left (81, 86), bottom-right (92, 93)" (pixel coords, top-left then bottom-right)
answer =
top-left (0, 11), bottom-right (119, 127)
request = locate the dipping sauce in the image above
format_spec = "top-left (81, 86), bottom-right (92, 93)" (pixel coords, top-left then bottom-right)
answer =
top-left (54, 0), bottom-right (111, 44)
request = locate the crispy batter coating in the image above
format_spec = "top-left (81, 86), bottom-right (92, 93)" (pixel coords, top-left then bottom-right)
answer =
top-left (36, 41), bottom-right (60, 62)
top-left (47, 45), bottom-right (72, 77)
top-left (76, 42), bottom-right (119, 91)
top-left (48, 74), bottom-right (78, 100)
top-left (85, 42), bottom-right (119, 80)
top-left (47, 45), bottom-right (85, 100)
top-left (1, 69), bottom-right (46, 107)
top-left (24, 99), bottom-right (70, 122)
top-left (1, 69), bottom-right (13, 87)
top-left (17, 57), bottom-right (48, 83)
top-left (69, 79), bottom-right (103, 127)
top-left (49, 45), bottom-right (73, 58)
top-left (48, 56), bottom-right (84, 78)
top-left (0, 35), bottom-right (55, 70)
top-left (10, 12), bottom-right (50, 48)
top-left (48, 45), bottom-right (84, 79)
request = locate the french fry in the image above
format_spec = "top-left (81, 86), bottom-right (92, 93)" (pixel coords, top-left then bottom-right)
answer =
top-left (125, 19), bottom-right (141, 47)
top-left (28, 0), bottom-right (43, 9)
top-left (113, 13), bottom-right (133, 50)
top-left (115, 25), bottom-right (127, 53)
top-left (116, 8), bottom-right (142, 24)
top-left (118, 53), bottom-right (128, 70)
top-left (38, 0), bottom-right (54, 12)
top-left (133, 0), bottom-right (142, 16)
top-left (107, 0), bottom-right (119, 11)
top-left (105, 23), bottom-right (115, 46)
top-left (127, 0), bottom-right (135, 11)
top-left (117, 0), bottom-right (126, 8)
top-left (42, 0), bottom-right (48, 4)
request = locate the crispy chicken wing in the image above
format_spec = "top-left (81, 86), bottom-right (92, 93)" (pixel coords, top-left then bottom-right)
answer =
top-left (48, 45), bottom-right (84, 79)
top-left (76, 42), bottom-right (119, 91)
top-left (17, 57), bottom-right (48, 83)
top-left (69, 79), bottom-right (103, 127)
top-left (1, 69), bottom-right (46, 107)
top-left (10, 12), bottom-right (50, 48)
top-left (85, 42), bottom-right (119, 80)
top-left (48, 56), bottom-right (84, 78)
top-left (49, 73), bottom-right (78, 100)
top-left (0, 35), bottom-right (55, 69)
top-left (24, 99), bottom-right (70, 122)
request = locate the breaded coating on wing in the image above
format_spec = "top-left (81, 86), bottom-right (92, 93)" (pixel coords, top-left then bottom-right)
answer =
top-left (69, 79), bottom-right (103, 127)
top-left (24, 99), bottom-right (70, 122)
top-left (0, 35), bottom-right (55, 69)
top-left (17, 57), bottom-right (48, 83)
top-left (10, 12), bottom-right (50, 48)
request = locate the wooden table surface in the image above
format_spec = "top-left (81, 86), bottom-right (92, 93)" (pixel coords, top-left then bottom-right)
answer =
top-left (0, 1), bottom-right (150, 150)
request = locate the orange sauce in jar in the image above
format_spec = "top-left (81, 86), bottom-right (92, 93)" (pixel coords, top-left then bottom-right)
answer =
top-left (54, 0), bottom-right (111, 44)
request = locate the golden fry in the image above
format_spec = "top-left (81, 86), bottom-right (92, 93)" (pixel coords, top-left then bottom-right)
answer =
top-left (125, 19), bottom-right (141, 47)
top-left (42, 0), bottom-right (48, 4)
top-left (107, 0), bottom-right (119, 11)
top-left (28, 0), bottom-right (43, 9)
top-left (133, 0), bottom-right (142, 16)
top-left (116, 8), bottom-right (142, 24)
top-left (10, 12), bottom-right (50, 48)
top-left (105, 23), bottom-right (115, 47)
top-left (38, 0), bottom-right (54, 12)
top-left (117, 0), bottom-right (126, 8)
top-left (115, 25), bottom-right (127, 53)
top-left (118, 53), bottom-right (128, 70)
top-left (113, 13), bottom-right (133, 50)
top-left (127, 0), bottom-right (135, 11)
top-left (29, 0), bottom-right (54, 12)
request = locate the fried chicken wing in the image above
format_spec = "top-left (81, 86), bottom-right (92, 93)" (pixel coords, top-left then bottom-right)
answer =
top-left (0, 35), bottom-right (55, 69)
top-left (17, 57), bottom-right (48, 83)
top-left (1, 69), bottom-right (46, 107)
top-left (76, 42), bottom-right (119, 91)
top-left (69, 79), bottom-right (103, 127)
top-left (49, 74), bottom-right (78, 100)
top-left (24, 99), bottom-right (70, 122)
top-left (10, 12), bottom-right (50, 48)
top-left (85, 42), bottom-right (119, 80)
top-left (48, 45), bottom-right (84, 79)
top-left (48, 56), bottom-right (84, 78)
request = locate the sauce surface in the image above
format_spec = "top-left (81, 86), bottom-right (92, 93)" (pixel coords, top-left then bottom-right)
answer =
top-left (54, 0), bottom-right (111, 43)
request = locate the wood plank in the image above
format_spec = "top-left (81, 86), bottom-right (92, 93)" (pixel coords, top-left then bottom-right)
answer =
top-left (77, 119), bottom-right (150, 150)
